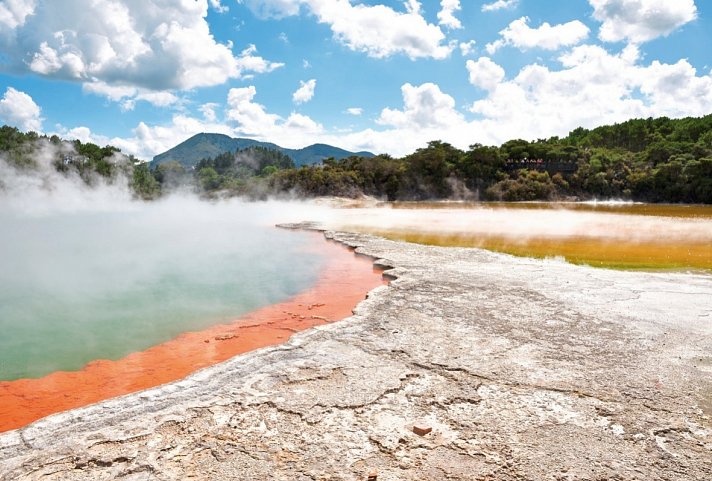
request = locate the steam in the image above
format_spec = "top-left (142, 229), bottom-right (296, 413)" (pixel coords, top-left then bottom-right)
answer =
top-left (0, 139), bottom-right (134, 215)
top-left (0, 154), bottom-right (338, 381)
top-left (234, 149), bottom-right (260, 170)
top-left (322, 204), bottom-right (712, 245)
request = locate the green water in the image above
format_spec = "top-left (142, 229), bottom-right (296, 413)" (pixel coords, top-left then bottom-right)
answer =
top-left (0, 200), bottom-right (325, 381)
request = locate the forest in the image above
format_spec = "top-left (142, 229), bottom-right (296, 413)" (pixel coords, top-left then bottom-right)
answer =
top-left (1, 114), bottom-right (711, 203)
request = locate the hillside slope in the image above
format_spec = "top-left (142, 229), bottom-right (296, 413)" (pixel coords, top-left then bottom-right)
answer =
top-left (151, 133), bottom-right (373, 168)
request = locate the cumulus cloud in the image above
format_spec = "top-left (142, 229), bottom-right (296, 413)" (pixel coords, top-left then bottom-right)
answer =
top-left (235, 44), bottom-right (284, 75)
top-left (459, 40), bottom-right (477, 56)
top-left (481, 0), bottom-right (518, 12)
top-left (378, 83), bottom-right (464, 129)
top-left (466, 57), bottom-right (505, 91)
top-left (226, 86), bottom-right (281, 137)
top-left (0, 0), bottom-right (35, 30)
top-left (0, 0), bottom-right (281, 99)
top-left (199, 103), bottom-right (220, 123)
top-left (313, 0), bottom-right (453, 59)
top-left (486, 16), bottom-right (590, 54)
top-left (346, 107), bottom-right (363, 116)
top-left (82, 82), bottom-right (180, 111)
top-left (469, 44), bottom-right (712, 144)
top-left (226, 86), bottom-right (323, 140)
top-left (293, 79), bottom-right (317, 104)
top-left (284, 112), bottom-right (322, 132)
top-left (241, 0), bottom-right (453, 60)
top-left (209, 0), bottom-right (229, 13)
top-left (0, 87), bottom-right (43, 132)
top-left (590, 0), bottom-right (698, 43)
top-left (438, 0), bottom-right (462, 29)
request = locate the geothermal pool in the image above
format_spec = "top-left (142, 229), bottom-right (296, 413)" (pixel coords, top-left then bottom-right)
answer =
top-left (0, 201), bottom-right (330, 382)
top-left (0, 198), bottom-right (386, 432)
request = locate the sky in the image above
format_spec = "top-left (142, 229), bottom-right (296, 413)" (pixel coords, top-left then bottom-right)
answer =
top-left (0, 0), bottom-right (710, 160)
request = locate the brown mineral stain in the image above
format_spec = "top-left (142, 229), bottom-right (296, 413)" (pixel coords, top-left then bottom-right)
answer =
top-left (0, 234), bottom-right (386, 433)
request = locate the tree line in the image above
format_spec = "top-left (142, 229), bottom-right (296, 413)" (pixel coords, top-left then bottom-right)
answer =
top-left (0, 125), bottom-right (162, 199)
top-left (265, 115), bottom-right (712, 203)
top-left (2, 113), bottom-right (712, 203)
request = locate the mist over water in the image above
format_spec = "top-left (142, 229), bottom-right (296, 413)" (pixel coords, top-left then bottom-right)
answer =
top-left (2, 144), bottom-right (710, 381)
top-left (328, 204), bottom-right (712, 244)
top-left (0, 194), bottom-right (330, 381)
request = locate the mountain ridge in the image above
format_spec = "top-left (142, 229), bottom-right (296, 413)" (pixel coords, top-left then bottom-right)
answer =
top-left (151, 133), bottom-right (374, 168)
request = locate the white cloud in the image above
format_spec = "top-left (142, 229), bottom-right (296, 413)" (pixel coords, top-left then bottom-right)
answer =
top-left (82, 82), bottom-right (180, 111)
top-left (313, 0), bottom-right (453, 59)
top-left (226, 86), bottom-right (281, 136)
top-left (0, 0), bottom-right (281, 97)
top-left (0, 87), bottom-right (43, 132)
top-left (481, 0), bottom-right (518, 12)
top-left (378, 83), bottom-right (464, 129)
top-left (199, 103), bottom-right (220, 123)
top-left (486, 17), bottom-right (590, 54)
top-left (235, 44), bottom-right (284, 75)
top-left (241, 0), bottom-right (453, 60)
top-left (459, 40), bottom-right (477, 56)
top-left (82, 82), bottom-right (137, 102)
top-left (77, 43), bottom-right (280, 108)
top-left (133, 91), bottom-right (180, 108)
top-left (293, 79), bottom-right (317, 104)
top-left (240, 0), bottom-right (303, 19)
top-left (466, 57), bottom-right (505, 91)
top-left (346, 107), bottom-right (363, 116)
top-left (404, 0), bottom-right (421, 15)
top-left (284, 112), bottom-right (323, 132)
top-left (209, 0), bottom-right (229, 13)
top-left (590, 0), bottom-right (698, 43)
top-left (638, 59), bottom-right (712, 115)
top-left (64, 126), bottom-right (97, 144)
top-left (438, 0), bottom-right (462, 29)
top-left (469, 44), bottom-right (712, 144)
top-left (0, 0), bottom-right (35, 30)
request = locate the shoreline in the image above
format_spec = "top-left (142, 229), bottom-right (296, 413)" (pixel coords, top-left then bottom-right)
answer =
top-left (0, 231), bottom-right (385, 433)
top-left (1, 227), bottom-right (710, 480)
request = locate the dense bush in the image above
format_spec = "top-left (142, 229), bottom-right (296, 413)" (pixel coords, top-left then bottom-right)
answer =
top-left (3, 112), bottom-right (712, 203)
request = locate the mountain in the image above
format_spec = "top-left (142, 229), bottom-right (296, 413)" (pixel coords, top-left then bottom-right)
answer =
top-left (151, 133), bottom-right (374, 168)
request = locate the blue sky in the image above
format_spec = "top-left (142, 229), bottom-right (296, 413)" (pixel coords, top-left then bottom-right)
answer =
top-left (0, 0), bottom-right (710, 159)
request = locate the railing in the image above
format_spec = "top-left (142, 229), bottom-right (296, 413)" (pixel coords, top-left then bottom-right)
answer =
top-left (503, 159), bottom-right (577, 173)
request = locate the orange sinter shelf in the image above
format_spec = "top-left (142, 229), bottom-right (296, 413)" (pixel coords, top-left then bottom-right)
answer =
top-left (0, 234), bottom-right (386, 433)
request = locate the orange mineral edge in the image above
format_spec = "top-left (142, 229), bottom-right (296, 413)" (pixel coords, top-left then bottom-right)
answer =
top-left (0, 233), bottom-right (386, 433)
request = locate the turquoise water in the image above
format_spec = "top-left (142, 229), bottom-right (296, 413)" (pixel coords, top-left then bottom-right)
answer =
top-left (0, 199), bottom-right (325, 381)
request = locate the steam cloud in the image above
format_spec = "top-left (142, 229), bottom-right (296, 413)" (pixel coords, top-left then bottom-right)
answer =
top-left (0, 149), bottom-right (336, 380)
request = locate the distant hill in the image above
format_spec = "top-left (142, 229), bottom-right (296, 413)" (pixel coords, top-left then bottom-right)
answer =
top-left (151, 133), bottom-right (374, 168)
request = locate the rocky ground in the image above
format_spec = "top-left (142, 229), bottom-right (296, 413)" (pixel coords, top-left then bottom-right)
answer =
top-left (1, 227), bottom-right (711, 480)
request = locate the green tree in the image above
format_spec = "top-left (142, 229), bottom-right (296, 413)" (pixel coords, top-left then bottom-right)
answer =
top-left (131, 163), bottom-right (160, 199)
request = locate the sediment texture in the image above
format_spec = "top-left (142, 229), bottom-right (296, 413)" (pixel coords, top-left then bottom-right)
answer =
top-left (1, 228), bottom-right (711, 480)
